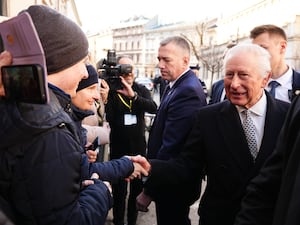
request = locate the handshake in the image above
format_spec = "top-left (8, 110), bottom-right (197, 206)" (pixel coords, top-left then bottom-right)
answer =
top-left (125, 155), bottom-right (151, 180)
top-left (127, 155), bottom-right (153, 212)
top-left (81, 154), bottom-right (153, 212)
top-left (81, 154), bottom-right (151, 188)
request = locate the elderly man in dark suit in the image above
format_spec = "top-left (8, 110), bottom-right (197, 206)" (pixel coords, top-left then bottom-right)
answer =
top-left (138, 43), bottom-right (290, 225)
top-left (210, 24), bottom-right (300, 105)
top-left (234, 95), bottom-right (300, 225)
top-left (234, 93), bottom-right (300, 225)
top-left (136, 36), bottom-right (207, 225)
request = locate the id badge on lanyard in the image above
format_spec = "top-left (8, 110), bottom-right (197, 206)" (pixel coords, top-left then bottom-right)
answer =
top-left (118, 93), bottom-right (137, 125)
top-left (124, 114), bottom-right (137, 125)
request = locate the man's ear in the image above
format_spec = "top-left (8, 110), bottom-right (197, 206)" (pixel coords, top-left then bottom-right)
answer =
top-left (262, 71), bottom-right (272, 88)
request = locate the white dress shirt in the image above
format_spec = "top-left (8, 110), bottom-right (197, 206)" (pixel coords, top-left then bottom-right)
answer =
top-left (266, 66), bottom-right (293, 103)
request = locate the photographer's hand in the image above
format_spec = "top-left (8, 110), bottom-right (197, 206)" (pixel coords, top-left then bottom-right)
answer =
top-left (0, 51), bottom-right (13, 97)
top-left (117, 76), bottom-right (135, 98)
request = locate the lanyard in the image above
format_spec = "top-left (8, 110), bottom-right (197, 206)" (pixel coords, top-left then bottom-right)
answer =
top-left (117, 93), bottom-right (132, 112)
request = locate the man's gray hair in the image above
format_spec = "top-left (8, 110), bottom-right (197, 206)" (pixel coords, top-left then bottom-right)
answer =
top-left (160, 36), bottom-right (190, 54)
top-left (223, 43), bottom-right (271, 78)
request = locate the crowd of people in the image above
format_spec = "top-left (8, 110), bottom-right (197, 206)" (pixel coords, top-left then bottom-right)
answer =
top-left (1, 4), bottom-right (300, 225)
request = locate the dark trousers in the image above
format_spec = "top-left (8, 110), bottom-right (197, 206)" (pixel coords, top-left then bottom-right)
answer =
top-left (112, 178), bottom-right (143, 225)
top-left (154, 197), bottom-right (191, 225)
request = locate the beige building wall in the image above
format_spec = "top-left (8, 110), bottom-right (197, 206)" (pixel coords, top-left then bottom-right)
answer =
top-left (3, 0), bottom-right (76, 19)
top-left (144, 21), bottom-right (209, 78)
top-left (3, 0), bottom-right (300, 87)
top-left (87, 29), bottom-right (114, 68)
top-left (217, 0), bottom-right (299, 44)
top-left (112, 17), bottom-right (150, 77)
top-left (7, 1), bottom-right (34, 17)
top-left (83, 0), bottom-right (300, 84)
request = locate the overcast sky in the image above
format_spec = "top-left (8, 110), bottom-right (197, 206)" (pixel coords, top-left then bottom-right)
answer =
top-left (75, 0), bottom-right (259, 32)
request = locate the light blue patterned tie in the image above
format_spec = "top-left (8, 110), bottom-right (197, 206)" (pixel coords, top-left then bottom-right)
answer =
top-left (242, 110), bottom-right (258, 159)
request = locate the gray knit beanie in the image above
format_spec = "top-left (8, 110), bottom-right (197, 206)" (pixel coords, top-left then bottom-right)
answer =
top-left (24, 5), bottom-right (89, 74)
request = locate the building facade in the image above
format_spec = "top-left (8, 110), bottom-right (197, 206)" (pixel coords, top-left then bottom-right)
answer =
top-left (87, 0), bottom-right (300, 91)
top-left (1, 0), bottom-right (299, 91)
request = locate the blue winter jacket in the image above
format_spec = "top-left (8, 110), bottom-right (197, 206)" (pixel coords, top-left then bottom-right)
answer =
top-left (0, 86), bottom-right (113, 225)
top-left (71, 105), bottom-right (134, 183)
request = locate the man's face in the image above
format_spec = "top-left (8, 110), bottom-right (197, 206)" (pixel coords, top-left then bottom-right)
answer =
top-left (224, 53), bottom-right (270, 109)
top-left (251, 33), bottom-right (286, 74)
top-left (72, 83), bottom-right (100, 111)
top-left (48, 57), bottom-right (89, 98)
top-left (157, 42), bottom-right (189, 82)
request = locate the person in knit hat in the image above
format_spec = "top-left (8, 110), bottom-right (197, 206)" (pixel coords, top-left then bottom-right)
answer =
top-left (71, 64), bottom-right (149, 201)
top-left (25, 5), bottom-right (89, 76)
top-left (73, 65), bottom-right (110, 162)
top-left (72, 64), bottom-right (103, 162)
top-left (72, 64), bottom-right (101, 149)
top-left (24, 4), bottom-right (90, 98)
top-left (0, 5), bottom-right (151, 225)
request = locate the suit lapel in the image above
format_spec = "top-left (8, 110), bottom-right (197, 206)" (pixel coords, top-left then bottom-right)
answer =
top-left (159, 71), bottom-right (190, 108)
top-left (218, 101), bottom-right (254, 172)
top-left (257, 94), bottom-right (283, 167)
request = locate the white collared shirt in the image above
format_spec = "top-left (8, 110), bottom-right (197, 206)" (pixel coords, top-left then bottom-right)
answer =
top-left (266, 66), bottom-right (293, 103)
top-left (168, 68), bottom-right (190, 88)
top-left (237, 91), bottom-right (267, 151)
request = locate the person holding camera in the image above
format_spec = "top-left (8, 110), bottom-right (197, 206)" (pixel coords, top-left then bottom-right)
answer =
top-left (82, 77), bottom-right (111, 162)
top-left (105, 55), bottom-right (157, 225)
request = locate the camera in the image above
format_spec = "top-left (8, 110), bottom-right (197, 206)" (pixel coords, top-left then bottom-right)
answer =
top-left (98, 49), bottom-right (133, 91)
top-left (1, 64), bottom-right (49, 104)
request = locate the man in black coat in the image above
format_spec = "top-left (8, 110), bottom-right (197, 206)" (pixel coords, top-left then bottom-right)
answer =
top-left (140, 43), bottom-right (290, 225)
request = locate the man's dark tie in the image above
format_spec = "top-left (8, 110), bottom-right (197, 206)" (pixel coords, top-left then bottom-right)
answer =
top-left (268, 81), bottom-right (280, 98)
